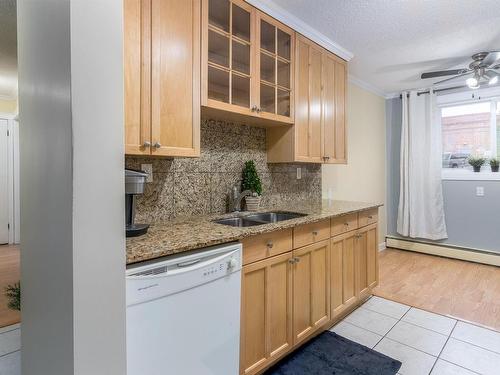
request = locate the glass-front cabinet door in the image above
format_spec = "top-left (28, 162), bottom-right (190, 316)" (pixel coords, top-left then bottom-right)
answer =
top-left (255, 12), bottom-right (294, 123)
top-left (202, 0), bottom-right (255, 115)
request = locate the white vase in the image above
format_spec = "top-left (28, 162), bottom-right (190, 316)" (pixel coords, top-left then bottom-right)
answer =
top-left (245, 196), bottom-right (261, 212)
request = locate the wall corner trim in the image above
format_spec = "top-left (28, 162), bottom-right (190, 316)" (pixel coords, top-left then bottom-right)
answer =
top-left (348, 75), bottom-right (388, 98)
top-left (246, 0), bottom-right (353, 61)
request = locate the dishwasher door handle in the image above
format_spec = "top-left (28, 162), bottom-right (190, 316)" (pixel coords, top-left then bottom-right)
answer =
top-left (176, 259), bottom-right (201, 267)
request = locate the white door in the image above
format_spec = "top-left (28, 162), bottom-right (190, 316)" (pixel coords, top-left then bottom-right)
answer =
top-left (0, 119), bottom-right (9, 244)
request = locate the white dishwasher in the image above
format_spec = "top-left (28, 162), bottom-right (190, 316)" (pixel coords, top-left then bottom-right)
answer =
top-left (126, 242), bottom-right (242, 375)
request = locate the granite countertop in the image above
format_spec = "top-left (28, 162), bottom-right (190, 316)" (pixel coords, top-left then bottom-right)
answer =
top-left (126, 199), bottom-right (383, 264)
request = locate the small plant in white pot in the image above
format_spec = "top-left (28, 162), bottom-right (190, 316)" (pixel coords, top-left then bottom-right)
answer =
top-left (490, 158), bottom-right (499, 172)
top-left (467, 156), bottom-right (486, 172)
top-left (241, 160), bottom-right (262, 211)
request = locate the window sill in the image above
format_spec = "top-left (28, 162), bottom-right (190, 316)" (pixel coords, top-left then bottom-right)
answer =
top-left (442, 170), bottom-right (500, 181)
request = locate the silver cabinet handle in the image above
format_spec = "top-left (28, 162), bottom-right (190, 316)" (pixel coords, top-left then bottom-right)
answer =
top-left (143, 141), bottom-right (151, 148)
top-left (312, 230), bottom-right (318, 236)
top-left (153, 142), bottom-right (161, 149)
top-left (257, 107), bottom-right (262, 113)
top-left (251, 105), bottom-right (258, 112)
top-left (288, 258), bottom-right (296, 264)
top-left (294, 257), bottom-right (301, 263)
top-left (368, 215), bottom-right (373, 219)
top-left (266, 241), bottom-right (274, 249)
top-left (344, 222), bottom-right (349, 226)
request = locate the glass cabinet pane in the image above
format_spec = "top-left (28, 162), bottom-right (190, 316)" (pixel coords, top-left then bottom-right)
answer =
top-left (209, 0), bottom-right (230, 32)
top-left (232, 74), bottom-right (250, 108)
top-left (277, 89), bottom-right (290, 117)
top-left (208, 30), bottom-right (230, 67)
top-left (232, 40), bottom-right (250, 75)
top-left (260, 83), bottom-right (275, 114)
top-left (277, 60), bottom-right (290, 88)
top-left (232, 4), bottom-right (250, 42)
top-left (260, 52), bottom-right (275, 83)
top-left (260, 21), bottom-right (275, 53)
top-left (277, 29), bottom-right (291, 60)
top-left (208, 66), bottom-right (229, 103)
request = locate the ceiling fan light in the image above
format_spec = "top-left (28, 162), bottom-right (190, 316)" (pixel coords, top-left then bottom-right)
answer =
top-left (488, 75), bottom-right (499, 85)
top-left (466, 77), bottom-right (478, 88)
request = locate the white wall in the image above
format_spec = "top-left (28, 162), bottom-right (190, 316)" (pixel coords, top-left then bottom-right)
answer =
top-left (18, 0), bottom-right (126, 374)
top-left (323, 82), bottom-right (387, 242)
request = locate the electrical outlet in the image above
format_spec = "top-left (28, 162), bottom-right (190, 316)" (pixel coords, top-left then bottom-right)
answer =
top-left (141, 163), bottom-right (153, 182)
top-left (476, 186), bottom-right (484, 197)
top-left (296, 167), bottom-right (302, 180)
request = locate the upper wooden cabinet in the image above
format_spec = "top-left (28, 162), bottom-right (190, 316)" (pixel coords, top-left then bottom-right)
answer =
top-left (267, 35), bottom-right (347, 163)
top-left (201, 0), bottom-right (294, 125)
top-left (124, 0), bottom-right (200, 157)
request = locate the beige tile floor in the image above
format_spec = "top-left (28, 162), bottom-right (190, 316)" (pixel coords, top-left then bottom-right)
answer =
top-left (331, 296), bottom-right (500, 375)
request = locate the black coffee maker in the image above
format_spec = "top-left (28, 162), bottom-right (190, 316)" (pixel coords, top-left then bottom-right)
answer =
top-left (125, 169), bottom-right (149, 237)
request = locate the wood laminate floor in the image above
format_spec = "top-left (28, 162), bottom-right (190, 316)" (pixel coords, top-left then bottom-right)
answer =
top-left (0, 245), bottom-right (20, 328)
top-left (374, 248), bottom-right (500, 331)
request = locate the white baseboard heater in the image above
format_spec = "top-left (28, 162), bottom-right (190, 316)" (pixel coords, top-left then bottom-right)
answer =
top-left (386, 236), bottom-right (500, 267)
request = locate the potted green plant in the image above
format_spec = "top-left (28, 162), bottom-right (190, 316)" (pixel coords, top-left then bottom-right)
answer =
top-left (241, 160), bottom-right (262, 211)
top-left (467, 156), bottom-right (486, 172)
top-left (4, 282), bottom-right (20, 311)
top-left (490, 158), bottom-right (499, 172)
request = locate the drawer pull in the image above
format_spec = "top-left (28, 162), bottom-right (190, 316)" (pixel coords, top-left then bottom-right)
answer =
top-left (266, 241), bottom-right (274, 249)
top-left (312, 230), bottom-right (318, 236)
top-left (294, 257), bottom-right (301, 263)
top-left (288, 258), bottom-right (296, 264)
top-left (368, 215), bottom-right (373, 219)
top-left (344, 222), bottom-right (349, 226)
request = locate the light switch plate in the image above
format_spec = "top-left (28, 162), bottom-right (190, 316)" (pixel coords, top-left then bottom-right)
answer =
top-left (141, 163), bottom-right (153, 182)
top-left (296, 167), bottom-right (302, 180)
top-left (476, 186), bottom-right (484, 196)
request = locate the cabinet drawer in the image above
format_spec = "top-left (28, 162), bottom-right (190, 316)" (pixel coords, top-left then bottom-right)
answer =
top-left (241, 229), bottom-right (293, 265)
top-left (293, 220), bottom-right (330, 249)
top-left (331, 213), bottom-right (358, 236)
top-left (358, 208), bottom-right (378, 227)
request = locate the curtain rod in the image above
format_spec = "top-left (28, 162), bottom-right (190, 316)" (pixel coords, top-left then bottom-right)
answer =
top-left (399, 84), bottom-right (468, 99)
top-left (399, 81), bottom-right (500, 99)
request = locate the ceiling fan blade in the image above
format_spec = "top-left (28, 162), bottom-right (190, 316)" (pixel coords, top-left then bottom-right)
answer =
top-left (421, 69), bottom-right (469, 79)
top-left (481, 51), bottom-right (500, 67)
top-left (434, 72), bottom-right (473, 85)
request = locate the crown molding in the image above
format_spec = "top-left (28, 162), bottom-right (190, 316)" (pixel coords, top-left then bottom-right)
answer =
top-left (246, 0), bottom-right (353, 61)
top-left (348, 75), bottom-right (387, 98)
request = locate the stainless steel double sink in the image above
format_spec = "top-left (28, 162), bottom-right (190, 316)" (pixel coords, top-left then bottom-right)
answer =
top-left (213, 211), bottom-right (307, 227)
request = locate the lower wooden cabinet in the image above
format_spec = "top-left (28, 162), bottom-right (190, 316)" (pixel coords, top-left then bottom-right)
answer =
top-left (292, 240), bottom-right (330, 345)
top-left (240, 211), bottom-right (379, 375)
top-left (330, 231), bottom-right (357, 319)
top-left (355, 223), bottom-right (379, 300)
top-left (240, 253), bottom-right (293, 375)
top-left (331, 223), bottom-right (379, 318)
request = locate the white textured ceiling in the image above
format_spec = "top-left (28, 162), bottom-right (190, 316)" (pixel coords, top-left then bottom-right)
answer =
top-left (270, 0), bottom-right (500, 96)
top-left (0, 0), bottom-right (17, 100)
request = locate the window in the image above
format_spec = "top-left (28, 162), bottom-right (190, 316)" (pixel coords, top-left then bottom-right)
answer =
top-left (441, 100), bottom-right (499, 171)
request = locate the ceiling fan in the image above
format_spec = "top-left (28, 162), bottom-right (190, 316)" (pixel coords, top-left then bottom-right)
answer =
top-left (421, 51), bottom-right (500, 89)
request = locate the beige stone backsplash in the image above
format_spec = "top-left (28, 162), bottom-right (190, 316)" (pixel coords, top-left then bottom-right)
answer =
top-left (125, 119), bottom-right (322, 222)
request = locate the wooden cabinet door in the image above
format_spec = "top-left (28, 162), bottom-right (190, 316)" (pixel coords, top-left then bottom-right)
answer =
top-left (240, 253), bottom-right (293, 375)
top-left (293, 35), bottom-right (323, 162)
top-left (355, 223), bottom-right (378, 300)
top-left (151, 0), bottom-right (200, 157)
top-left (322, 53), bottom-right (347, 164)
top-left (201, 0), bottom-right (256, 117)
top-left (331, 231), bottom-right (357, 319)
top-left (124, 0), bottom-right (151, 155)
top-left (255, 12), bottom-right (295, 124)
top-left (292, 239), bottom-right (330, 345)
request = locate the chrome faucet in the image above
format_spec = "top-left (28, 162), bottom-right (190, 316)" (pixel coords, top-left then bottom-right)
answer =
top-left (232, 189), bottom-right (253, 212)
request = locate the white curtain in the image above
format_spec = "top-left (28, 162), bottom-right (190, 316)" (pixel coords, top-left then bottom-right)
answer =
top-left (397, 90), bottom-right (448, 240)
